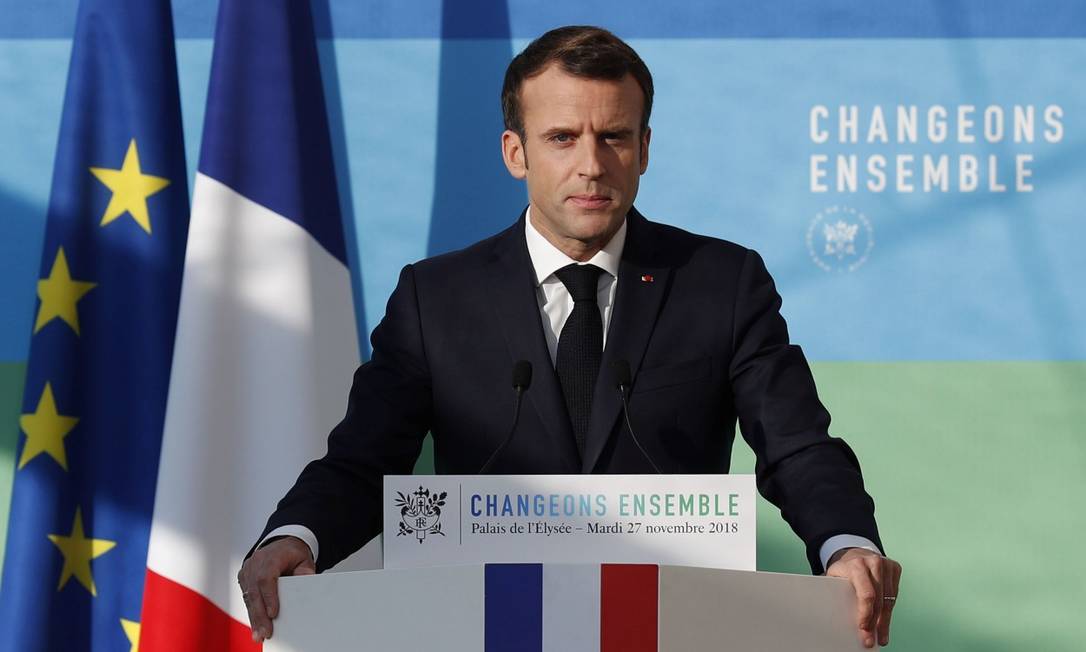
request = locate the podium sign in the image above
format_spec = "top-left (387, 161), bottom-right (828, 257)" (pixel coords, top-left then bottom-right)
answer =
top-left (383, 474), bottom-right (756, 570)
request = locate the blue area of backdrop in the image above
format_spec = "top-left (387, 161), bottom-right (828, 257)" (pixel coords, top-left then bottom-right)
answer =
top-left (3, 1), bottom-right (1083, 364)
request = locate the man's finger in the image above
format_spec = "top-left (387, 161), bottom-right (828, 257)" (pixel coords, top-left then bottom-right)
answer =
top-left (868, 561), bottom-right (884, 644)
top-left (257, 571), bottom-right (280, 622)
top-left (850, 564), bottom-right (879, 648)
top-left (240, 576), bottom-right (272, 642)
top-left (877, 560), bottom-right (902, 646)
top-left (877, 593), bottom-right (896, 646)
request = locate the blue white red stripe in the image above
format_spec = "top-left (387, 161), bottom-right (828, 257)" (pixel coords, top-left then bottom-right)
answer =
top-left (482, 564), bottom-right (660, 652)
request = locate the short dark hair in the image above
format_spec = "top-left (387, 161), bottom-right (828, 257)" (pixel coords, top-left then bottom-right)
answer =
top-left (501, 26), bottom-right (654, 140)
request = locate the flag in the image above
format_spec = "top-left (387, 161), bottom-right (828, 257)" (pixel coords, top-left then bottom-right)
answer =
top-left (487, 564), bottom-right (658, 652)
top-left (138, 0), bottom-right (360, 648)
top-left (0, 0), bottom-right (189, 649)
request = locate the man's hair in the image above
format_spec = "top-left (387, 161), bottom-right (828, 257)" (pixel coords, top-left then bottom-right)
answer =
top-left (501, 26), bottom-right (654, 141)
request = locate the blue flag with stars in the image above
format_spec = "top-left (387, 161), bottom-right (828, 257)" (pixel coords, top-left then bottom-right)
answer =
top-left (0, 0), bottom-right (189, 649)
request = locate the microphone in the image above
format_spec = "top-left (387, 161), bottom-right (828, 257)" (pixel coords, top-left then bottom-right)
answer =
top-left (477, 360), bottom-right (533, 474)
top-left (611, 360), bottom-right (662, 474)
top-left (512, 359), bottom-right (533, 391)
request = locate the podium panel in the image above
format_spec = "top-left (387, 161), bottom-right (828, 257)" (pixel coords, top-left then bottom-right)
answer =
top-left (658, 566), bottom-right (863, 651)
top-left (267, 564), bottom-right (863, 651)
top-left (268, 565), bottom-right (485, 652)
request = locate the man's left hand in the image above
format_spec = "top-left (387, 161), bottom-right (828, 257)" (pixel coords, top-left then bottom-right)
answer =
top-left (826, 547), bottom-right (902, 648)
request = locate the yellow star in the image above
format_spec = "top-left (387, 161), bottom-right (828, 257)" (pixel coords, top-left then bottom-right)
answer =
top-left (120, 618), bottom-right (140, 652)
top-left (47, 507), bottom-right (116, 596)
top-left (89, 139), bottom-right (170, 234)
top-left (18, 382), bottom-right (78, 471)
top-left (34, 247), bottom-right (96, 335)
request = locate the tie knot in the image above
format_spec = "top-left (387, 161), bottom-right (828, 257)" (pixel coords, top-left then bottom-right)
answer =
top-left (555, 264), bottom-right (604, 302)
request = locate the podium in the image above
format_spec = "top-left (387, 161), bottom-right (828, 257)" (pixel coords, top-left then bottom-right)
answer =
top-left (264, 563), bottom-right (864, 651)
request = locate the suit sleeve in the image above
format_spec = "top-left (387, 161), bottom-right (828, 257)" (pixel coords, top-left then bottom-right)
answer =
top-left (255, 264), bottom-right (433, 571)
top-left (728, 249), bottom-right (883, 573)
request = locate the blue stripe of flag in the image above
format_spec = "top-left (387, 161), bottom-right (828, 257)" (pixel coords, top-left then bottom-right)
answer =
top-left (197, 0), bottom-right (347, 264)
top-left (485, 563), bottom-right (543, 652)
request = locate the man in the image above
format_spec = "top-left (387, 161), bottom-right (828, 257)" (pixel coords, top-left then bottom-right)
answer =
top-left (238, 26), bottom-right (902, 648)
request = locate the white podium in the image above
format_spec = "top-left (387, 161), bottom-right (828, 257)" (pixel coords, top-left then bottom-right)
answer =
top-left (264, 563), bottom-right (864, 651)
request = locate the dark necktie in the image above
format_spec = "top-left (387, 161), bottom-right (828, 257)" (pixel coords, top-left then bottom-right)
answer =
top-left (554, 263), bottom-right (605, 455)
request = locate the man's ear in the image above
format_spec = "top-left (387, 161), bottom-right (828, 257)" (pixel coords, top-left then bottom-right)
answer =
top-left (501, 130), bottom-right (528, 179)
top-left (639, 126), bottom-right (651, 175)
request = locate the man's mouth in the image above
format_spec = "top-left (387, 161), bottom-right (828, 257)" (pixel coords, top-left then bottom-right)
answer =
top-left (567, 194), bottom-right (612, 209)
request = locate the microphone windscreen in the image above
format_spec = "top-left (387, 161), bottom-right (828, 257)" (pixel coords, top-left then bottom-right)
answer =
top-left (512, 360), bottom-right (533, 389)
top-left (611, 360), bottom-right (632, 387)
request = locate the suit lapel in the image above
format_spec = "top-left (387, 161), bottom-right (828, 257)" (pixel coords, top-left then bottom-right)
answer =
top-left (484, 213), bottom-right (581, 469)
top-left (582, 210), bottom-right (670, 472)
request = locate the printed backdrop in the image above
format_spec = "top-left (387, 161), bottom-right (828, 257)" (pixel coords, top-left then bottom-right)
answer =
top-left (2, 1), bottom-right (1084, 650)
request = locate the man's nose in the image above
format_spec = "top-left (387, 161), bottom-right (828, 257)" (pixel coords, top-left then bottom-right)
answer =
top-left (576, 140), bottom-right (606, 179)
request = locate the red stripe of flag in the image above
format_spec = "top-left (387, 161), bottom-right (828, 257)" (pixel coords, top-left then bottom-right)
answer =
top-left (140, 569), bottom-right (260, 651)
top-left (601, 564), bottom-right (658, 652)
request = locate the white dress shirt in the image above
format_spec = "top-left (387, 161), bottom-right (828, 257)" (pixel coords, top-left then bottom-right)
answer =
top-left (262, 208), bottom-right (879, 571)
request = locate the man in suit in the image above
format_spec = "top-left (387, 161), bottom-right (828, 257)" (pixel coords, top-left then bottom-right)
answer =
top-left (239, 26), bottom-right (902, 648)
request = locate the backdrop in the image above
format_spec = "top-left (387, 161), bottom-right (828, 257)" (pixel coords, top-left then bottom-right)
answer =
top-left (2, 1), bottom-right (1084, 649)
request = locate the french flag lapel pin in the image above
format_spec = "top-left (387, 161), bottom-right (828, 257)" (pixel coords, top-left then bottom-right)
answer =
top-left (641, 274), bottom-right (654, 283)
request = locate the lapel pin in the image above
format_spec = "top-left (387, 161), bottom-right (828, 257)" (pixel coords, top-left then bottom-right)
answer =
top-left (641, 274), bottom-right (654, 283)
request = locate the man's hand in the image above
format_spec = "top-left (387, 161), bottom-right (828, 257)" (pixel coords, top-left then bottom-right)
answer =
top-left (826, 547), bottom-right (902, 648)
top-left (236, 536), bottom-right (316, 642)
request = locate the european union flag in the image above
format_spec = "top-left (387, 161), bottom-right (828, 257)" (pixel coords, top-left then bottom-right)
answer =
top-left (0, 1), bottom-right (189, 649)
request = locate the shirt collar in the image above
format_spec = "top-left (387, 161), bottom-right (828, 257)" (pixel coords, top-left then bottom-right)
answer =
top-left (524, 206), bottom-right (626, 287)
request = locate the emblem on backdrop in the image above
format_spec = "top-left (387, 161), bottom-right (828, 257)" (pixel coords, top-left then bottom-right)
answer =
top-left (806, 205), bottom-right (874, 273)
top-left (395, 486), bottom-right (447, 543)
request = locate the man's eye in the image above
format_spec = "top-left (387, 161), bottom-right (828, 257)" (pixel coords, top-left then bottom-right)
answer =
top-left (551, 133), bottom-right (572, 143)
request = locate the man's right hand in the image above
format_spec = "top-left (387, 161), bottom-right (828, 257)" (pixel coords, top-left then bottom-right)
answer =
top-left (236, 536), bottom-right (316, 642)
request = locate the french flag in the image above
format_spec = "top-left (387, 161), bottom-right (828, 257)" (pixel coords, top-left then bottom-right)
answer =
top-left (139, 1), bottom-right (360, 648)
top-left (488, 564), bottom-right (660, 652)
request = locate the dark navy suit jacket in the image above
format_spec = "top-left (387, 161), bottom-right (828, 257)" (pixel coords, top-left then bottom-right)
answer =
top-left (260, 209), bottom-right (883, 572)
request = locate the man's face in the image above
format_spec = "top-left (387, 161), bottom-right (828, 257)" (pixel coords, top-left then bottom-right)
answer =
top-left (502, 64), bottom-right (650, 259)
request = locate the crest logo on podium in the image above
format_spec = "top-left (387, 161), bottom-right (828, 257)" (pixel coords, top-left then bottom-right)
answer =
top-left (395, 486), bottom-right (447, 543)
